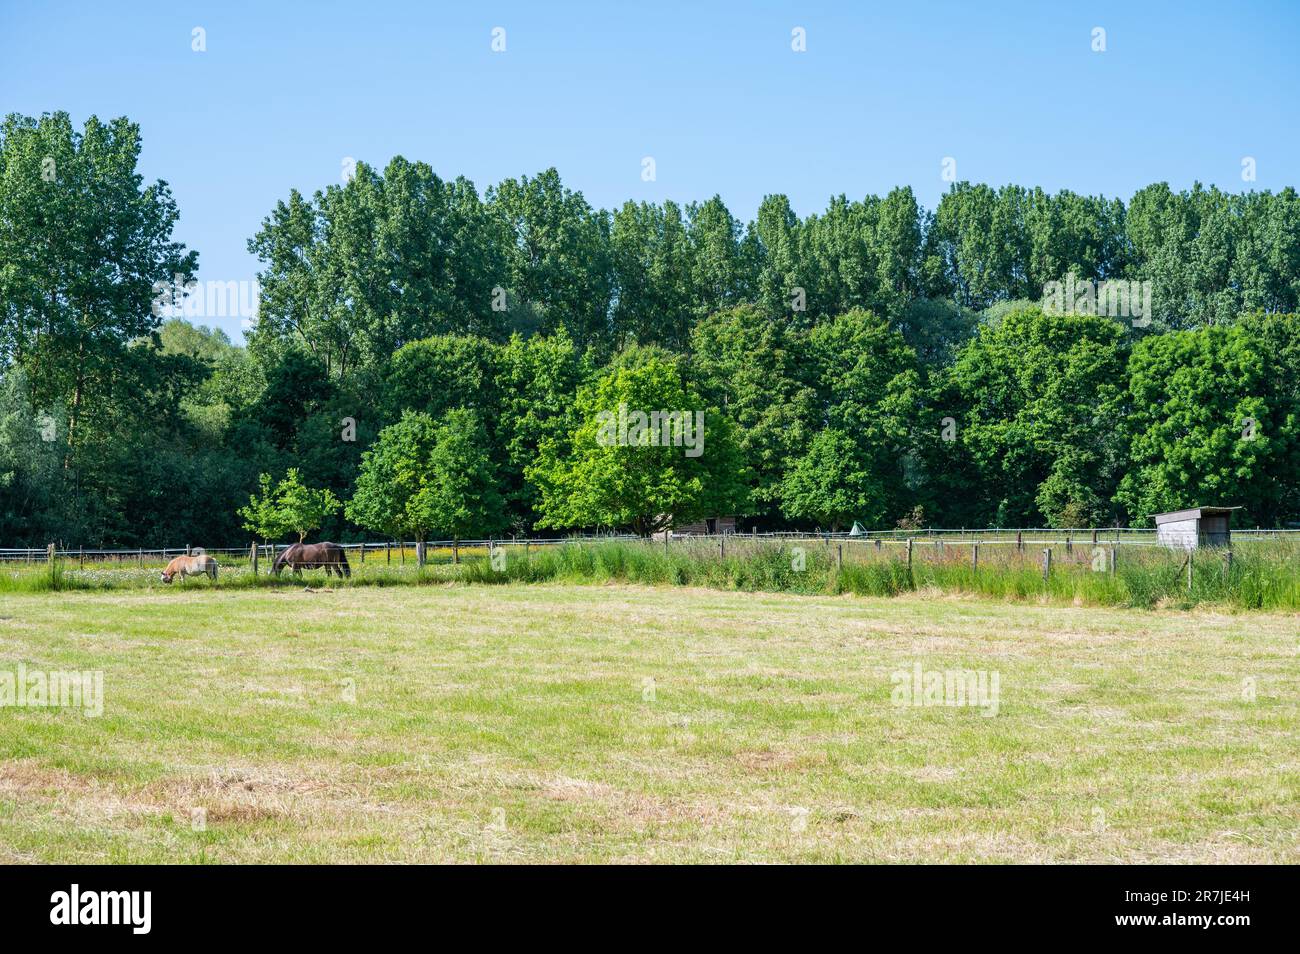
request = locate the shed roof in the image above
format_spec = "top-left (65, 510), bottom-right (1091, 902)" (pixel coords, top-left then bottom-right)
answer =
top-left (1152, 506), bottom-right (1243, 525)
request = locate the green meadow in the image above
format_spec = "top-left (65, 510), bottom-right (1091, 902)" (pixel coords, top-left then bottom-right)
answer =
top-left (1, 581), bottom-right (1296, 863)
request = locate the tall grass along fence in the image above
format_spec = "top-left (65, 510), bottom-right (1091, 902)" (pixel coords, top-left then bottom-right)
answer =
top-left (0, 534), bottom-right (639, 568)
top-left (0, 536), bottom-right (635, 593)
top-left (6, 532), bottom-right (1298, 611)
top-left (461, 534), bottom-right (1300, 611)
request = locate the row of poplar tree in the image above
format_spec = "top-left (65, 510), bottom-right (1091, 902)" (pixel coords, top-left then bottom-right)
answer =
top-left (2, 111), bottom-right (1299, 546)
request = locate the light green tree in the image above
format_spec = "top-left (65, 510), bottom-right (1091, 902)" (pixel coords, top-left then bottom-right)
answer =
top-left (238, 472), bottom-right (294, 545)
top-left (1115, 323), bottom-right (1299, 525)
top-left (528, 349), bottom-right (749, 536)
top-left (781, 429), bottom-right (885, 531)
top-left (239, 468), bottom-right (341, 545)
top-left (348, 409), bottom-right (504, 563)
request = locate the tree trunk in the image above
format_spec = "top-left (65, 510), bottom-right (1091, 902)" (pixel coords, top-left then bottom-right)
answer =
top-left (64, 339), bottom-right (86, 470)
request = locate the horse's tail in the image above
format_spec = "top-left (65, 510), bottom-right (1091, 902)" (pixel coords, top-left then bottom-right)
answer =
top-left (338, 547), bottom-right (352, 578)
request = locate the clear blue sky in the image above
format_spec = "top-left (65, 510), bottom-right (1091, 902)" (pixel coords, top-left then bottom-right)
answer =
top-left (3, 0), bottom-right (1298, 341)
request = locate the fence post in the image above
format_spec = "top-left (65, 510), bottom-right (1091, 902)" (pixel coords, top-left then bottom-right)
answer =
top-left (719, 535), bottom-right (725, 559)
top-left (386, 541), bottom-right (391, 564)
top-left (1041, 548), bottom-right (1051, 581)
top-left (875, 538), bottom-right (881, 550)
top-left (1066, 533), bottom-right (1072, 554)
top-left (1091, 529), bottom-right (1098, 546)
top-left (1225, 549), bottom-right (1233, 576)
top-left (1109, 546), bottom-right (1116, 575)
top-left (972, 543), bottom-right (979, 572)
top-left (359, 541), bottom-right (365, 564)
top-left (836, 543), bottom-right (842, 569)
top-left (47, 542), bottom-right (55, 569)
top-left (906, 538), bottom-right (914, 568)
top-left (1016, 531), bottom-right (1023, 552)
top-left (138, 549), bottom-right (143, 568)
top-left (186, 544), bottom-right (191, 557)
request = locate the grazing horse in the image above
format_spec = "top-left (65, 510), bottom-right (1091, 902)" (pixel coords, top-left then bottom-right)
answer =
top-left (161, 551), bottom-right (218, 584)
top-left (272, 542), bottom-right (352, 578)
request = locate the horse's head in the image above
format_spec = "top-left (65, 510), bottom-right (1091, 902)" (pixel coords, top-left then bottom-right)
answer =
top-left (160, 571), bottom-right (174, 584)
top-left (271, 547), bottom-right (291, 577)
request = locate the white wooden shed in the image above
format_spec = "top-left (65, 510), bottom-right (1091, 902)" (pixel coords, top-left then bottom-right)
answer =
top-left (1153, 506), bottom-right (1240, 549)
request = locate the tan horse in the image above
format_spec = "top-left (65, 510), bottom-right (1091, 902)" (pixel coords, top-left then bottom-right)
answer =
top-left (160, 551), bottom-right (218, 584)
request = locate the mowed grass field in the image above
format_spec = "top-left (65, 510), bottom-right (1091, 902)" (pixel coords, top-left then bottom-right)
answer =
top-left (1, 582), bottom-right (1297, 863)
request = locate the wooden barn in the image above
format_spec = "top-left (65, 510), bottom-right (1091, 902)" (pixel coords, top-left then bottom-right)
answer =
top-left (1153, 506), bottom-right (1240, 549)
top-left (671, 515), bottom-right (737, 536)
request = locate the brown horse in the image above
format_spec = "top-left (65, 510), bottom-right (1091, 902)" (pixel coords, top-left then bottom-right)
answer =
top-left (272, 542), bottom-right (352, 578)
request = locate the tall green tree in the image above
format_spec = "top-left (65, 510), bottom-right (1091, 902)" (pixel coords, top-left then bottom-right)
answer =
top-left (494, 330), bottom-right (585, 528)
top-left (610, 200), bottom-right (694, 350)
top-left (686, 195), bottom-right (755, 314)
top-left (793, 309), bottom-right (922, 526)
top-left (346, 410), bottom-right (440, 548)
top-left (781, 429), bottom-right (888, 531)
top-left (248, 157), bottom-right (508, 387)
top-left (487, 168), bottom-right (613, 350)
top-left (348, 409), bottom-right (504, 560)
top-left (418, 408), bottom-right (506, 554)
top-left (0, 368), bottom-right (67, 543)
top-left (754, 194), bottom-right (805, 322)
top-left (690, 304), bottom-right (817, 519)
top-left (384, 334), bottom-right (501, 423)
top-left (948, 307), bottom-right (1129, 526)
top-left (0, 111), bottom-right (197, 457)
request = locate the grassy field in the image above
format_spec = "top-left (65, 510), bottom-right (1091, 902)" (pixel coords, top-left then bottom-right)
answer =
top-left (1, 582), bottom-right (1297, 863)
